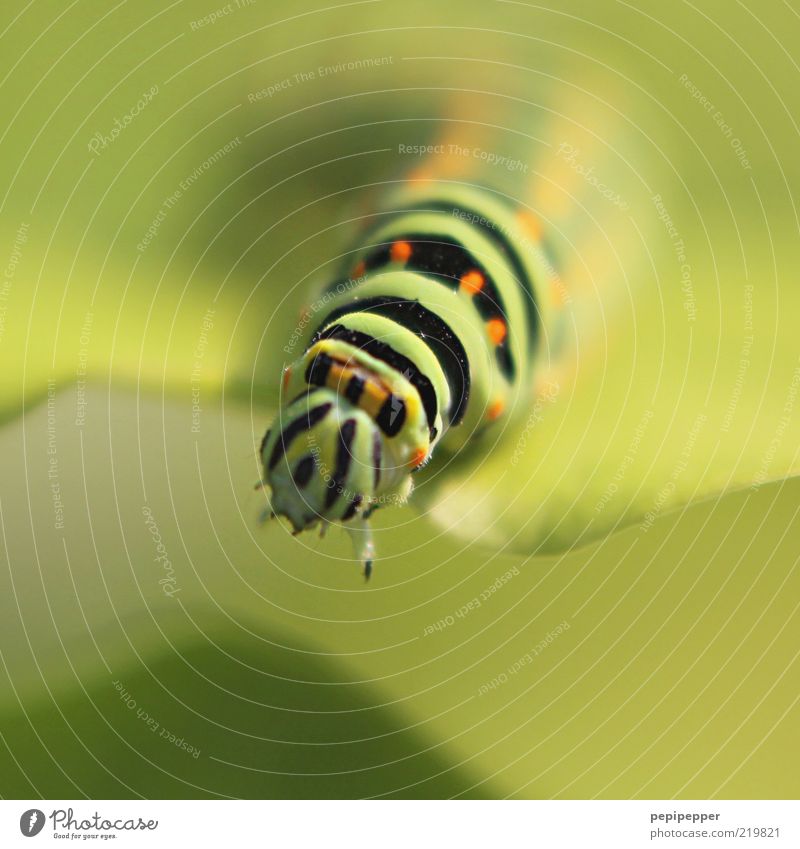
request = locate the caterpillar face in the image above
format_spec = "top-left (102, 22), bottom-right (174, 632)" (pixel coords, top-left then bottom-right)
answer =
top-left (261, 389), bottom-right (378, 529)
top-left (260, 335), bottom-right (436, 576)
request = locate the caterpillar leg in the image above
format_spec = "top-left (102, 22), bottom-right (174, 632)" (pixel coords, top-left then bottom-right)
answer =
top-left (345, 517), bottom-right (376, 581)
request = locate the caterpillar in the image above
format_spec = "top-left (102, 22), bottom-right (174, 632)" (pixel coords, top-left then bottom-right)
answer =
top-left (258, 180), bottom-right (566, 578)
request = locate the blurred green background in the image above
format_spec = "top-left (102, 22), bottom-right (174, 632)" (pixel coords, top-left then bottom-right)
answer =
top-left (0, 0), bottom-right (798, 799)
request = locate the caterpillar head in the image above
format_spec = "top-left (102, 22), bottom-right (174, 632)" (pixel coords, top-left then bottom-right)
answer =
top-left (259, 388), bottom-right (388, 576)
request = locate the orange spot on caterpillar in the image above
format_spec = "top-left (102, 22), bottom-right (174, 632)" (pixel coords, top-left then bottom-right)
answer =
top-left (517, 210), bottom-right (543, 240)
top-left (487, 399), bottom-right (505, 421)
top-left (409, 447), bottom-right (427, 470)
top-left (487, 318), bottom-right (507, 345)
top-left (460, 269), bottom-right (485, 295)
top-left (390, 241), bottom-right (413, 263)
top-left (282, 367), bottom-right (292, 392)
top-left (352, 259), bottom-right (366, 278)
top-left (407, 167), bottom-right (433, 184)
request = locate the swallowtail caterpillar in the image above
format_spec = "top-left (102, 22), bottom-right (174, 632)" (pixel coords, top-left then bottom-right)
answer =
top-left (258, 180), bottom-right (565, 578)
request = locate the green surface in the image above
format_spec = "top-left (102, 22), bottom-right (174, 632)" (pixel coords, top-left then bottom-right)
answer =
top-left (0, 0), bottom-right (798, 798)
